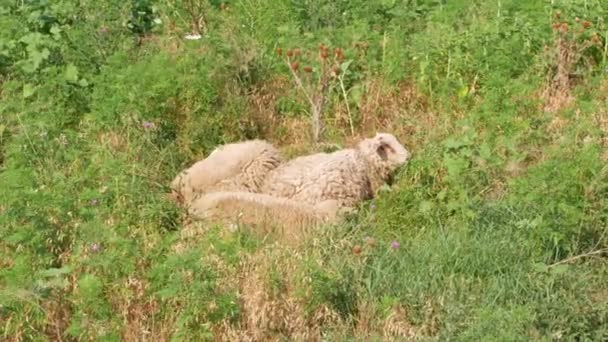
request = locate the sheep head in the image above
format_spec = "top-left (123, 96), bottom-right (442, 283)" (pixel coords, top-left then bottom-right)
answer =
top-left (357, 132), bottom-right (411, 183)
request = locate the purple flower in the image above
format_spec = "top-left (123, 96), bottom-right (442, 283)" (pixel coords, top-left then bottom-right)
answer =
top-left (90, 199), bottom-right (98, 206)
top-left (90, 243), bottom-right (102, 253)
top-left (99, 26), bottom-right (109, 34)
top-left (142, 121), bottom-right (155, 129)
top-left (390, 241), bottom-right (400, 249)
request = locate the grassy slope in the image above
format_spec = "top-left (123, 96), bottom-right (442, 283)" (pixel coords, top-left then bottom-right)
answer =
top-left (1, 0), bottom-right (607, 340)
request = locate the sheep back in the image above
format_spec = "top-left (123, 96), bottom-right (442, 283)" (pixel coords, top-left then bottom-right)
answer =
top-left (260, 132), bottom-right (410, 209)
top-left (261, 150), bottom-right (373, 208)
top-left (170, 139), bottom-right (283, 206)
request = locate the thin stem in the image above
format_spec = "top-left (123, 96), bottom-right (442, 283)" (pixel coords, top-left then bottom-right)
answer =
top-left (339, 74), bottom-right (354, 136)
top-left (549, 248), bottom-right (608, 267)
top-left (284, 56), bottom-right (324, 142)
top-left (285, 56), bottom-right (316, 110)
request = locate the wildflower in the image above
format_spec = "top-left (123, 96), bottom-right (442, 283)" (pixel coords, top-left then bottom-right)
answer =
top-left (184, 33), bottom-right (202, 40)
top-left (276, 47), bottom-right (283, 56)
top-left (99, 26), bottom-right (109, 35)
top-left (294, 48), bottom-right (301, 56)
top-left (352, 245), bottom-right (362, 255)
top-left (219, 3), bottom-right (226, 10)
top-left (582, 20), bottom-right (592, 29)
top-left (303, 66), bottom-right (313, 73)
top-left (142, 121), bottom-right (155, 129)
top-left (391, 241), bottom-right (400, 249)
top-left (286, 49), bottom-right (294, 57)
top-left (560, 22), bottom-right (569, 33)
top-left (90, 243), bottom-right (102, 253)
top-left (90, 199), bottom-right (98, 206)
top-left (58, 133), bottom-right (68, 146)
top-left (320, 49), bottom-right (328, 60)
top-left (290, 61), bottom-right (299, 71)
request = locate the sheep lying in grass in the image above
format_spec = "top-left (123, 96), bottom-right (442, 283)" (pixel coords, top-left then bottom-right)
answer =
top-left (184, 133), bottom-right (410, 238)
top-left (261, 132), bottom-right (411, 211)
top-left (187, 191), bottom-right (344, 240)
top-left (170, 139), bottom-right (284, 206)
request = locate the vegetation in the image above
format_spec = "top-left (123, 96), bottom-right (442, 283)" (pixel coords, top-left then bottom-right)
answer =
top-left (1, 0), bottom-right (607, 340)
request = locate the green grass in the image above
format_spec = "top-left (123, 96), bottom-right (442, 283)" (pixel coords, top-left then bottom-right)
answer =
top-left (1, 0), bottom-right (608, 340)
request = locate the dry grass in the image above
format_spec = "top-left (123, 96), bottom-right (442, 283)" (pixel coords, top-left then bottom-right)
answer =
top-left (115, 277), bottom-right (159, 341)
top-left (245, 75), bottom-right (437, 154)
top-left (99, 131), bottom-right (129, 153)
top-left (212, 246), bottom-right (343, 341)
top-left (382, 300), bottom-right (440, 341)
top-left (599, 113), bottom-right (608, 161)
top-left (541, 33), bottom-right (576, 113)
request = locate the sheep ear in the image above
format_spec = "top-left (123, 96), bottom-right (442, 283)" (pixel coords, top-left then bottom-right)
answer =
top-left (376, 135), bottom-right (397, 159)
top-left (376, 141), bottom-right (391, 160)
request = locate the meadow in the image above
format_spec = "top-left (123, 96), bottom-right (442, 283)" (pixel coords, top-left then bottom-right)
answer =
top-left (1, 0), bottom-right (607, 340)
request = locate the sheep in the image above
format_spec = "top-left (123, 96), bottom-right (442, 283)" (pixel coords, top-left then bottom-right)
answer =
top-left (174, 133), bottom-right (409, 241)
top-left (170, 139), bottom-right (284, 206)
top-left (260, 132), bottom-right (411, 211)
top-left (187, 191), bottom-right (345, 241)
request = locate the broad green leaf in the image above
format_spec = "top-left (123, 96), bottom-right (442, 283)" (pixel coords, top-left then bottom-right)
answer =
top-left (65, 64), bottom-right (79, 83)
top-left (458, 85), bottom-right (469, 99)
top-left (23, 84), bottom-right (35, 98)
top-left (340, 60), bottom-right (353, 73)
top-left (532, 262), bottom-right (549, 273)
top-left (550, 264), bottom-right (570, 275)
top-left (50, 25), bottom-right (62, 40)
top-left (479, 142), bottom-right (492, 160)
top-left (38, 266), bottom-right (72, 278)
top-left (419, 200), bottom-right (433, 213)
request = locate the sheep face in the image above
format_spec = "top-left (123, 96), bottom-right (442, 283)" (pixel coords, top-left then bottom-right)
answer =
top-left (358, 132), bottom-right (411, 177)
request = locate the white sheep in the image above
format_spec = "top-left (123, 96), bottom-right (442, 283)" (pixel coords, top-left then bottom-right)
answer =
top-left (260, 132), bottom-right (411, 210)
top-left (170, 139), bottom-right (284, 206)
top-left (187, 191), bottom-right (344, 240)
